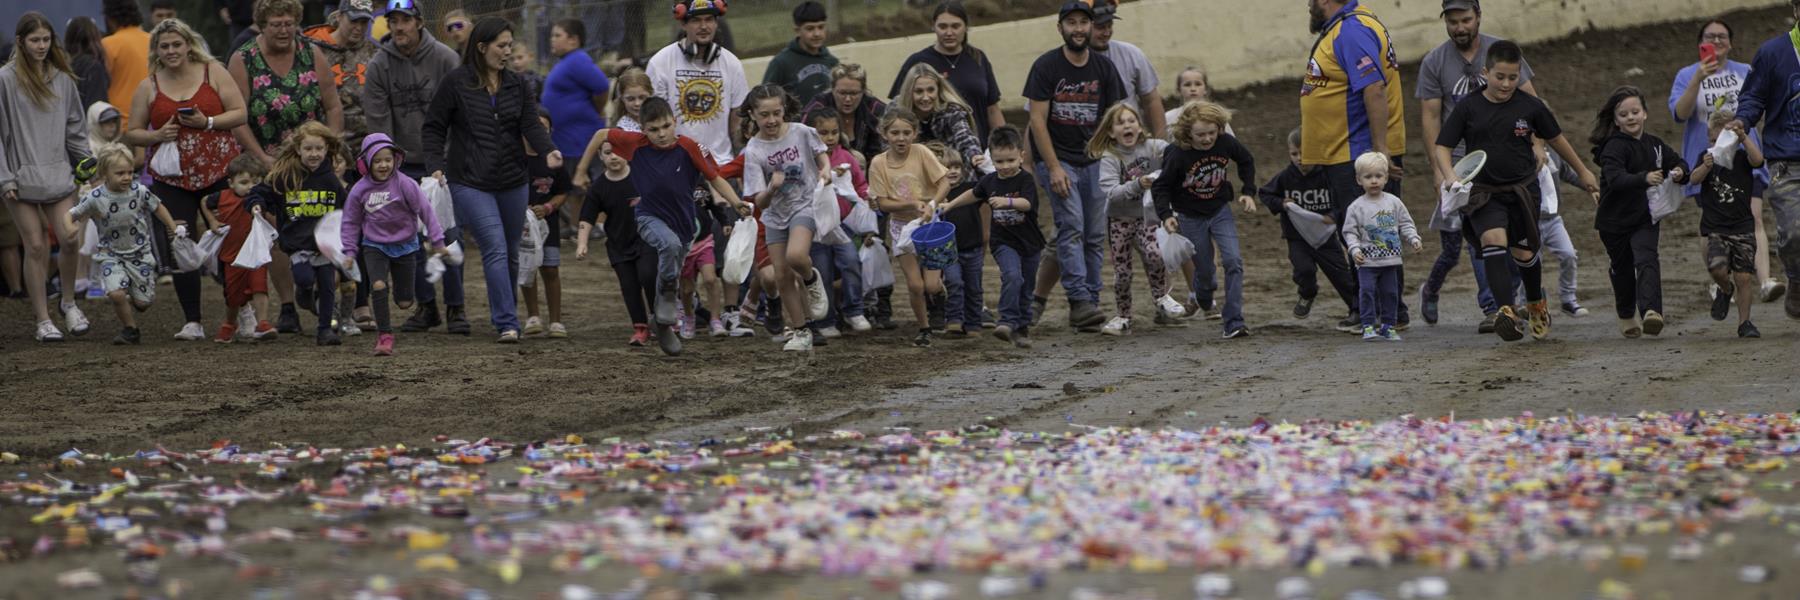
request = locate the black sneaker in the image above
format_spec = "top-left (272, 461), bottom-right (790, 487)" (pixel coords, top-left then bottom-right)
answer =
top-left (1492, 306), bottom-right (1524, 342)
top-left (401, 301), bottom-right (442, 332)
top-left (445, 305), bottom-right (472, 335)
top-left (873, 314), bottom-right (896, 330)
top-left (980, 307), bottom-right (998, 329)
top-left (1068, 301), bottom-right (1105, 328)
top-left (1013, 329), bottom-right (1033, 349)
top-left (809, 327), bottom-right (829, 346)
top-left (1222, 327), bottom-right (1251, 339)
top-left (1420, 285), bottom-right (1439, 325)
top-left (112, 326), bottom-right (141, 345)
top-left (296, 286), bottom-right (317, 315)
top-left (1738, 320), bottom-right (1761, 338)
top-left (765, 299), bottom-right (785, 336)
top-left (927, 294), bottom-right (947, 332)
top-left (1335, 317), bottom-right (1361, 333)
top-left (1293, 296), bottom-right (1314, 319)
top-left (1478, 312), bottom-right (1497, 334)
top-left (912, 328), bottom-right (932, 348)
top-left (277, 304), bottom-right (302, 333)
top-left (1711, 284), bottom-right (1735, 321)
top-left (316, 328), bottom-right (342, 346)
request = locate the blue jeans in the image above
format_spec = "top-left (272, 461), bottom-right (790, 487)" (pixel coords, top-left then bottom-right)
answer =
top-left (1177, 210), bottom-right (1245, 332)
top-left (1424, 231), bottom-right (1498, 314)
top-left (1037, 160), bottom-right (1105, 304)
top-left (450, 183), bottom-right (528, 333)
top-left (993, 244), bottom-right (1042, 331)
top-left (808, 239), bottom-right (865, 328)
top-left (635, 215), bottom-right (688, 305)
top-left (1358, 264), bottom-right (1401, 328)
top-left (941, 247), bottom-right (985, 327)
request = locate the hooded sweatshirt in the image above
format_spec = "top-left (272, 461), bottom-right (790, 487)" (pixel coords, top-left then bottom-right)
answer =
top-left (762, 39), bottom-right (839, 113)
top-left (0, 63), bottom-right (90, 201)
top-left (250, 159), bottom-right (346, 254)
top-left (342, 134), bottom-right (444, 257)
top-left (86, 102), bottom-right (126, 156)
top-left (365, 30), bottom-right (460, 169)
top-left (1098, 138), bottom-right (1169, 219)
top-left (1593, 131), bottom-right (1686, 234)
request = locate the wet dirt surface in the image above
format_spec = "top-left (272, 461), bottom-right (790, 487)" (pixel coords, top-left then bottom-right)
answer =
top-left (2, 6), bottom-right (1800, 599)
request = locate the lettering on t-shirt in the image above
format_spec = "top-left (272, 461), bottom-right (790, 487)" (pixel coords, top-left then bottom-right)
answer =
top-left (675, 68), bottom-right (726, 124)
top-left (361, 190), bottom-right (395, 214)
top-left (286, 190), bottom-right (338, 219)
top-left (1513, 118), bottom-right (1532, 138)
top-left (1287, 188), bottom-right (1332, 214)
top-left (1050, 78), bottom-right (1103, 127)
top-left (1301, 59), bottom-right (1327, 97)
top-left (1696, 71), bottom-right (1743, 122)
top-left (1181, 159), bottom-right (1228, 199)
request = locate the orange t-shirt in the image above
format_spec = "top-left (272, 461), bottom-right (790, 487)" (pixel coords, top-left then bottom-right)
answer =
top-left (102, 28), bottom-right (152, 121)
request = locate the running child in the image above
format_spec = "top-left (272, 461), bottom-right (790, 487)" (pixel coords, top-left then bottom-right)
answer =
top-left (521, 111), bottom-right (571, 339)
top-left (1590, 85), bottom-right (1686, 338)
top-left (1536, 145), bottom-right (1588, 318)
top-left (60, 146), bottom-right (181, 345)
top-left (808, 108), bottom-right (872, 337)
top-left (203, 154), bottom-right (277, 342)
top-left (248, 121), bottom-right (351, 346)
top-left (1690, 111), bottom-right (1765, 337)
top-left (341, 134), bottom-right (449, 356)
top-left (1341, 152), bottom-right (1422, 341)
top-left (1259, 127), bottom-right (1360, 332)
top-left (576, 143), bottom-right (659, 347)
top-left (869, 108), bottom-right (951, 347)
top-left (1092, 102), bottom-right (1185, 335)
top-left (572, 97), bottom-right (748, 356)
top-left (930, 142), bottom-right (981, 336)
top-left (939, 125), bottom-right (1043, 349)
top-left (1164, 65), bottom-right (1230, 137)
top-left (740, 84), bottom-right (832, 351)
top-left (1152, 101), bottom-right (1257, 339)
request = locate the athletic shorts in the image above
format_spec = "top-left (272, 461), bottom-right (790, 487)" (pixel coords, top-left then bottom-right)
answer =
top-left (224, 264), bottom-right (269, 307)
top-left (764, 214), bottom-right (817, 245)
top-left (1463, 191), bottom-right (1540, 252)
top-left (681, 236), bottom-right (716, 280)
top-left (1706, 233), bottom-right (1756, 274)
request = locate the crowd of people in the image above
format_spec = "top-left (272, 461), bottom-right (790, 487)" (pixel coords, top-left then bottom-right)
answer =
top-left (2, 0), bottom-right (1797, 356)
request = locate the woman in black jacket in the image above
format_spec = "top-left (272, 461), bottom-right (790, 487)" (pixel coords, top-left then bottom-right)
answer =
top-left (421, 17), bottom-right (559, 344)
top-left (1591, 86), bottom-right (1687, 338)
top-left (63, 17), bottom-right (110, 110)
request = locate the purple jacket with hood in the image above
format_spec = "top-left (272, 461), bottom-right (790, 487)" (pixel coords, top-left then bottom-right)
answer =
top-left (342, 134), bottom-right (445, 257)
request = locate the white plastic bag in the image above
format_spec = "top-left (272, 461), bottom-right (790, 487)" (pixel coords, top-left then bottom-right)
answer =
top-left (721, 216), bottom-right (759, 285)
top-left (424, 254), bottom-right (446, 284)
top-left (812, 182), bottom-right (849, 245)
top-left (859, 239), bottom-right (895, 290)
top-left (1438, 181), bottom-right (1473, 220)
top-left (1536, 163), bottom-right (1561, 216)
top-left (1284, 204), bottom-right (1337, 249)
top-left (518, 210), bottom-right (548, 286)
top-left (150, 142), bottom-right (180, 178)
top-left (232, 214), bottom-right (276, 269)
top-left (445, 240), bottom-right (465, 266)
top-left (830, 164), bottom-right (858, 199)
top-left (1709, 129), bottom-right (1740, 170)
top-left (844, 198), bottom-right (879, 235)
top-left (171, 226), bottom-right (207, 273)
top-left (78, 220), bottom-right (99, 256)
top-left (1156, 226), bottom-right (1195, 271)
top-left (1647, 147), bottom-right (1682, 224)
top-left (313, 210), bottom-right (362, 282)
top-left (420, 177), bottom-right (457, 231)
top-left (893, 218), bottom-right (924, 254)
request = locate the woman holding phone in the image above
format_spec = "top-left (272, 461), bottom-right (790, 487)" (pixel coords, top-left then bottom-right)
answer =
top-left (124, 18), bottom-right (248, 340)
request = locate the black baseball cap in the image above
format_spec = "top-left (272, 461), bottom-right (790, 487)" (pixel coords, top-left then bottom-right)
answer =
top-left (1441, 0), bottom-right (1479, 14)
top-left (1091, 0), bottom-right (1120, 24)
top-left (1059, 1), bottom-right (1095, 20)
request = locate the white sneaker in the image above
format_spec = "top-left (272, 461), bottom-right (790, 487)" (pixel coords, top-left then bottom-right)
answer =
top-left (35, 320), bottom-right (64, 342)
top-left (1156, 294), bottom-right (1186, 319)
top-left (174, 321), bottom-right (206, 341)
top-left (818, 326), bottom-right (842, 338)
top-left (339, 321), bottom-right (362, 336)
top-left (1763, 278), bottom-right (1787, 303)
top-left (1100, 316), bottom-right (1131, 336)
top-left (805, 268), bottom-right (830, 321)
top-left (709, 319), bottom-right (728, 337)
top-left (725, 319), bottom-right (756, 337)
top-left (238, 306), bottom-right (257, 337)
top-left (1708, 283), bottom-right (1720, 300)
top-left (782, 328), bottom-right (813, 351)
top-left (62, 303), bottom-right (90, 336)
top-left (523, 316), bottom-right (544, 336)
top-left (847, 315), bottom-right (872, 332)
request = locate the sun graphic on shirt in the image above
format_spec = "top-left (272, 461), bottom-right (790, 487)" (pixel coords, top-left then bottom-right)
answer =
top-left (677, 77), bottom-right (724, 122)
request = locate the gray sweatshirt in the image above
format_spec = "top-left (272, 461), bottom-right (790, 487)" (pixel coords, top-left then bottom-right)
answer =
top-left (1098, 138), bottom-right (1168, 219)
top-left (364, 30), bottom-right (460, 168)
top-left (0, 64), bottom-right (90, 201)
top-left (1341, 191), bottom-right (1420, 268)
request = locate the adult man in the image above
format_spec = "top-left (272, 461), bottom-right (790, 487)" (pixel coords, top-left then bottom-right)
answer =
top-left (101, 0), bottom-right (151, 120)
top-left (646, 0), bottom-right (747, 165)
top-left (364, 0), bottom-right (467, 334)
top-left (1089, 0), bottom-right (1165, 137)
top-left (1414, 0), bottom-right (1539, 330)
top-left (1733, 0), bottom-right (1800, 319)
top-left (762, 1), bottom-right (838, 107)
top-left (1024, 1), bottom-right (1128, 329)
top-left (1300, 0), bottom-right (1409, 326)
top-left (148, 0), bottom-right (178, 30)
top-left (308, 0), bottom-right (378, 146)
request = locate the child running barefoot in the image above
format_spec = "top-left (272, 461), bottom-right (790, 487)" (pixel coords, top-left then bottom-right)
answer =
top-left (870, 108), bottom-right (952, 347)
top-left (341, 134), bottom-right (448, 356)
top-left (1260, 128), bottom-right (1361, 332)
top-left (1153, 101), bottom-right (1258, 339)
top-left (577, 144), bottom-right (659, 346)
top-left (1590, 85), bottom-right (1687, 338)
top-left (1092, 102), bottom-right (1184, 335)
top-left (521, 111), bottom-right (571, 339)
top-left (930, 142), bottom-right (982, 336)
top-left (740, 84), bottom-right (833, 351)
top-left (1690, 113), bottom-right (1766, 337)
top-left (205, 155), bottom-right (277, 342)
top-left (60, 146), bottom-right (181, 345)
top-left (939, 126), bottom-right (1044, 348)
top-left (1341, 152), bottom-right (1422, 341)
top-left (249, 121), bottom-right (351, 346)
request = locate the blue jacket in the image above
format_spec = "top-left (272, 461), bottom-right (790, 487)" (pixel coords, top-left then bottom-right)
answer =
top-left (1735, 35), bottom-right (1800, 161)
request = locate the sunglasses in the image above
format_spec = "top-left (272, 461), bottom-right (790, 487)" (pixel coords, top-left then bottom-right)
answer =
top-left (387, 0), bottom-right (416, 10)
top-left (447, 21), bottom-right (468, 31)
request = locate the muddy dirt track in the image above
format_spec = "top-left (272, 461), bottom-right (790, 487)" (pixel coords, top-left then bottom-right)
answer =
top-left (2, 5), bottom-right (1800, 599)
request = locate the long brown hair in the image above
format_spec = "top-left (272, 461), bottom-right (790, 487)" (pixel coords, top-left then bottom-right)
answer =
top-left (268, 121), bottom-right (345, 191)
top-left (13, 13), bottom-right (77, 110)
top-left (607, 67), bottom-right (653, 124)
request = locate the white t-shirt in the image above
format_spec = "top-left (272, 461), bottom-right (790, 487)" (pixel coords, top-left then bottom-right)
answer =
top-left (743, 123), bottom-right (828, 231)
top-left (646, 43), bottom-right (749, 165)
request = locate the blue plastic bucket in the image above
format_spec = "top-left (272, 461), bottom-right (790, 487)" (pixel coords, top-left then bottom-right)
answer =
top-left (910, 221), bottom-right (958, 270)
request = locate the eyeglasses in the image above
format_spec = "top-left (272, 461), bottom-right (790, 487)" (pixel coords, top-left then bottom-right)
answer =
top-left (1702, 33), bottom-right (1731, 42)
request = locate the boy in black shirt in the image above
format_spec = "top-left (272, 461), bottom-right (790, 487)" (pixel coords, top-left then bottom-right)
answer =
top-left (577, 144), bottom-right (659, 347)
top-left (522, 112), bottom-right (572, 338)
top-left (939, 126), bottom-right (1044, 348)
top-left (1691, 114), bottom-right (1766, 337)
top-left (1259, 128), bottom-right (1359, 331)
top-left (1432, 40), bottom-right (1598, 342)
top-left (933, 143), bottom-right (985, 336)
top-left (1152, 101), bottom-right (1256, 338)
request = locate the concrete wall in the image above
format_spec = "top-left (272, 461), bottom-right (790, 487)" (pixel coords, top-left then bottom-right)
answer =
top-left (741, 0), bottom-right (1786, 108)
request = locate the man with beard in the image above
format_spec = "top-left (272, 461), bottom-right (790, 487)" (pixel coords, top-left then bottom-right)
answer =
top-left (1415, 0), bottom-right (1539, 331)
top-left (1089, 0), bottom-right (1166, 138)
top-left (1299, 0), bottom-right (1410, 328)
top-left (647, 0), bottom-right (747, 166)
top-left (1024, 1), bottom-right (1128, 331)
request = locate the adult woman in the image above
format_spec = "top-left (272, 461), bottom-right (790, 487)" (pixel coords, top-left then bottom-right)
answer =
top-left (1, 13), bottom-right (94, 342)
top-left (228, 0), bottom-right (341, 164)
top-left (422, 17), bottom-right (559, 343)
top-left (543, 19), bottom-right (610, 175)
top-left (801, 63), bottom-right (885, 162)
top-left (886, 1), bottom-right (1003, 143)
top-left (1670, 19), bottom-right (1784, 302)
top-left (63, 17), bottom-right (112, 110)
top-left (893, 63), bottom-right (987, 177)
top-left (123, 18), bottom-right (249, 340)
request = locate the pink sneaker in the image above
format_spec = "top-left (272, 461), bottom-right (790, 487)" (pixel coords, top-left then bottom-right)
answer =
top-left (373, 333), bottom-right (395, 356)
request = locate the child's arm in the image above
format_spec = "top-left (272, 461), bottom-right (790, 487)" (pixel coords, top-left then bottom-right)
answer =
top-left (1545, 134), bottom-right (1600, 199)
top-left (340, 188), bottom-right (366, 258)
top-left (152, 203), bottom-right (180, 239)
top-left (1229, 137), bottom-right (1258, 211)
top-left (1097, 154), bottom-right (1139, 206)
top-left (199, 194), bottom-right (224, 233)
top-left (815, 151), bottom-right (833, 188)
top-left (1394, 195), bottom-right (1422, 251)
top-left (1663, 143), bottom-right (1692, 184)
top-left (1595, 139), bottom-right (1646, 197)
top-left (573, 128), bottom-right (614, 188)
top-left (1340, 204), bottom-right (1366, 264)
top-left (939, 186), bottom-right (980, 212)
top-left (1152, 151), bottom-right (1181, 230)
top-left (574, 222), bottom-right (596, 259)
top-left (61, 204), bottom-right (88, 242)
top-left (1735, 122), bottom-right (1766, 168)
top-left (1690, 151), bottom-right (1715, 185)
top-left (1256, 171), bottom-right (1286, 216)
top-left (707, 175), bottom-right (749, 216)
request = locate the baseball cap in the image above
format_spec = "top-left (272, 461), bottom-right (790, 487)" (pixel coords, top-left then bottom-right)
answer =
top-left (337, 0), bottom-right (374, 21)
top-left (1091, 0), bottom-right (1120, 24)
top-left (1441, 0), bottom-right (1479, 14)
top-left (96, 106), bottom-right (121, 123)
top-left (1058, 0), bottom-right (1095, 20)
top-left (384, 0), bottom-right (422, 19)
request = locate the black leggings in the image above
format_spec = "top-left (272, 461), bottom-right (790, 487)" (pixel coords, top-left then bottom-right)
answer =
top-left (1600, 224), bottom-right (1662, 319)
top-left (612, 253), bottom-right (657, 325)
top-left (150, 180), bottom-right (223, 323)
top-left (290, 261), bottom-right (338, 332)
top-left (364, 251), bottom-right (417, 333)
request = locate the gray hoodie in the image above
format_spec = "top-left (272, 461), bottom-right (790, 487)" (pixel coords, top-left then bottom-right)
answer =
top-left (1098, 138), bottom-right (1168, 219)
top-left (0, 64), bottom-right (89, 202)
top-left (364, 29), bottom-right (460, 168)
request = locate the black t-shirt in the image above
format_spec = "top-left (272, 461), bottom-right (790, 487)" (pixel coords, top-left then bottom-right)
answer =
top-left (1150, 136), bottom-right (1257, 220)
top-left (943, 181), bottom-right (982, 251)
top-left (1258, 163), bottom-right (1338, 241)
top-left (1022, 49), bottom-right (1127, 167)
top-left (888, 47), bottom-right (1003, 144)
top-left (974, 171), bottom-right (1046, 253)
top-left (1437, 90), bottom-right (1561, 186)
top-left (528, 153), bottom-right (571, 248)
top-left (1698, 149), bottom-right (1755, 235)
top-left (580, 174), bottom-right (648, 266)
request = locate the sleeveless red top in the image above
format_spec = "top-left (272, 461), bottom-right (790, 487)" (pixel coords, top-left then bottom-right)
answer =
top-left (148, 66), bottom-right (240, 191)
